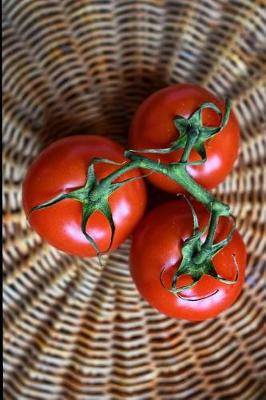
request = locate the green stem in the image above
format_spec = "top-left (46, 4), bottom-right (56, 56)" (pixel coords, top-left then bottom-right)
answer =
top-left (193, 211), bottom-right (219, 265)
top-left (169, 164), bottom-right (214, 209)
top-left (180, 128), bottom-right (198, 163)
top-left (203, 212), bottom-right (219, 249)
top-left (100, 160), bottom-right (141, 185)
top-left (103, 151), bottom-right (229, 217)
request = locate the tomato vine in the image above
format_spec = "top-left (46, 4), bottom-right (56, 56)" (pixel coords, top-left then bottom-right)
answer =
top-left (29, 99), bottom-right (239, 296)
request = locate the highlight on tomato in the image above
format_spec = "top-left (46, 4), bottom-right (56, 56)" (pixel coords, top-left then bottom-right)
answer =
top-left (129, 83), bottom-right (240, 193)
top-left (130, 200), bottom-right (246, 321)
top-left (23, 135), bottom-right (147, 257)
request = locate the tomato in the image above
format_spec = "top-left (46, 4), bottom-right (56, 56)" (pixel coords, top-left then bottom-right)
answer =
top-left (129, 84), bottom-right (240, 193)
top-left (23, 135), bottom-right (147, 257)
top-left (130, 200), bottom-right (246, 321)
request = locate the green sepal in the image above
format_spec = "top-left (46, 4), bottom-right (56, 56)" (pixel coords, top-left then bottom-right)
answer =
top-left (194, 142), bottom-right (207, 163)
top-left (79, 194), bottom-right (118, 264)
top-left (98, 201), bottom-right (115, 253)
top-left (30, 192), bottom-right (70, 213)
top-left (127, 137), bottom-right (185, 155)
top-left (216, 254), bottom-right (239, 284)
top-left (177, 194), bottom-right (199, 233)
top-left (81, 204), bottom-right (103, 265)
top-left (209, 218), bottom-right (236, 257)
top-left (84, 160), bottom-right (98, 190)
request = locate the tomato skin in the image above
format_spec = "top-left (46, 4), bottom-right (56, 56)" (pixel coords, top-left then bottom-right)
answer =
top-left (129, 84), bottom-right (240, 193)
top-left (130, 201), bottom-right (246, 321)
top-left (23, 135), bottom-right (147, 257)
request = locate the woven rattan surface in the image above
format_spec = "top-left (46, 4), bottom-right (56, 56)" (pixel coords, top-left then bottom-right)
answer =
top-left (3, 1), bottom-right (266, 399)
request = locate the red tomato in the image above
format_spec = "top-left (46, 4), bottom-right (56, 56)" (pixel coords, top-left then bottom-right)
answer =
top-left (23, 135), bottom-right (147, 257)
top-left (130, 200), bottom-right (246, 321)
top-left (129, 84), bottom-right (240, 193)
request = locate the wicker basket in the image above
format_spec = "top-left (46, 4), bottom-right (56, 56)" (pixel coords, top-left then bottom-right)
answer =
top-left (3, 1), bottom-right (266, 399)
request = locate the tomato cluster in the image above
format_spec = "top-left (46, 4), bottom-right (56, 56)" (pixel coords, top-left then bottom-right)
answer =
top-left (23, 84), bottom-right (246, 321)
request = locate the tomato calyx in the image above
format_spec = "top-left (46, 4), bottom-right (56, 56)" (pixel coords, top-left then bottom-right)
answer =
top-left (160, 197), bottom-right (239, 298)
top-left (129, 99), bottom-right (231, 165)
top-left (30, 157), bottom-right (145, 263)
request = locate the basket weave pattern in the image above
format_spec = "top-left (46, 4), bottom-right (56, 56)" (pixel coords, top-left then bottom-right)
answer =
top-left (3, 1), bottom-right (266, 399)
